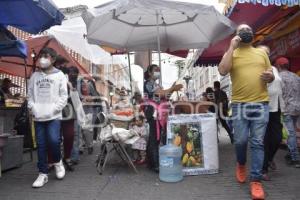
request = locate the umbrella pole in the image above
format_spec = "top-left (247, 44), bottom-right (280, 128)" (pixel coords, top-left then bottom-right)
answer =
top-left (127, 53), bottom-right (133, 99)
top-left (24, 59), bottom-right (28, 95)
top-left (156, 11), bottom-right (162, 86)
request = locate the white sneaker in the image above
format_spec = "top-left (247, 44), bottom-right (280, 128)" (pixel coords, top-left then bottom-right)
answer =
top-left (54, 160), bottom-right (65, 180)
top-left (32, 173), bottom-right (48, 188)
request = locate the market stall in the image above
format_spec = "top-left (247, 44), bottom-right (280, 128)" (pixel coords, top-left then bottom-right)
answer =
top-left (81, 0), bottom-right (235, 176)
top-left (0, 0), bottom-right (64, 175)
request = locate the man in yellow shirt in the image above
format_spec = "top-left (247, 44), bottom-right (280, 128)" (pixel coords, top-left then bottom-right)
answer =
top-left (219, 24), bottom-right (274, 200)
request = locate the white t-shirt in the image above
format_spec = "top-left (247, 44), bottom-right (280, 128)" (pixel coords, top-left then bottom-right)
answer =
top-left (267, 67), bottom-right (285, 112)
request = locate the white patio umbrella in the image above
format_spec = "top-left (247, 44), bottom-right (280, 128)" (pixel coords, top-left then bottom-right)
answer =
top-left (82, 0), bottom-right (235, 85)
top-left (47, 17), bottom-right (123, 65)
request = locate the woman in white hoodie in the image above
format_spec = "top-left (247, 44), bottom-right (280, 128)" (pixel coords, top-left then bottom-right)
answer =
top-left (28, 48), bottom-right (68, 188)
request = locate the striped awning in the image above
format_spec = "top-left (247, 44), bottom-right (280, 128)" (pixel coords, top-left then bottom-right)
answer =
top-left (237, 0), bottom-right (300, 7)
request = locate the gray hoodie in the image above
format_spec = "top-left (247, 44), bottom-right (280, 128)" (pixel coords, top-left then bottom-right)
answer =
top-left (28, 68), bottom-right (68, 122)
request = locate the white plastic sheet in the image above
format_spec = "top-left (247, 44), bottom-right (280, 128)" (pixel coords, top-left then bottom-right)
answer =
top-left (167, 113), bottom-right (218, 175)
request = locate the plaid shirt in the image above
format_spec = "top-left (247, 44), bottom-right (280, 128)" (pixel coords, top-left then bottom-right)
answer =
top-left (279, 70), bottom-right (300, 116)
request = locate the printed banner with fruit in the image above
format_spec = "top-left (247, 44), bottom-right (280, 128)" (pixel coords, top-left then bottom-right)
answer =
top-left (172, 123), bottom-right (204, 168)
top-left (167, 114), bottom-right (219, 176)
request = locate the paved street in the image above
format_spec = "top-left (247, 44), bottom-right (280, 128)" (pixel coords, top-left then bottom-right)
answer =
top-left (0, 130), bottom-right (299, 200)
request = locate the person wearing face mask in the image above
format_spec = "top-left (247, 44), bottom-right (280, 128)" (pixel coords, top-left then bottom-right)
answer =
top-left (274, 57), bottom-right (300, 169)
top-left (77, 77), bottom-right (102, 155)
top-left (256, 46), bottom-right (285, 180)
top-left (143, 64), bottom-right (183, 173)
top-left (219, 24), bottom-right (274, 200)
top-left (114, 87), bottom-right (131, 110)
top-left (54, 55), bottom-right (69, 70)
top-left (28, 47), bottom-right (68, 188)
top-left (47, 66), bottom-right (79, 172)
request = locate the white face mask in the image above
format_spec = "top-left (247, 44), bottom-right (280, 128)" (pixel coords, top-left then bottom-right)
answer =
top-left (153, 71), bottom-right (160, 80)
top-left (39, 57), bottom-right (51, 69)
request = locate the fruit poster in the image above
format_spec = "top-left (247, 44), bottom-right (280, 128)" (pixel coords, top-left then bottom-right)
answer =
top-left (167, 114), bottom-right (219, 176)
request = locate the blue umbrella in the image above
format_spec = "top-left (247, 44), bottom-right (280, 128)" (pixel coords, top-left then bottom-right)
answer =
top-left (0, 25), bottom-right (27, 58)
top-left (0, 0), bottom-right (64, 34)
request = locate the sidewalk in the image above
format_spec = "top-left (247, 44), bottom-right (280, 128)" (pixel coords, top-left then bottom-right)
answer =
top-left (0, 130), bottom-right (299, 200)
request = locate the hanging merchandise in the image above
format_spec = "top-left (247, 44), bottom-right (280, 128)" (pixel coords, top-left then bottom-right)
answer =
top-left (167, 114), bottom-right (218, 176)
top-left (238, 0), bottom-right (299, 6)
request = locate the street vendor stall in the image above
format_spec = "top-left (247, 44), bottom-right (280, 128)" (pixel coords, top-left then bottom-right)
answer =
top-left (82, 0), bottom-right (235, 175)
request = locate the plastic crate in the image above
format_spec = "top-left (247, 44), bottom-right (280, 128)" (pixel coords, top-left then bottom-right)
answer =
top-left (1, 135), bottom-right (24, 171)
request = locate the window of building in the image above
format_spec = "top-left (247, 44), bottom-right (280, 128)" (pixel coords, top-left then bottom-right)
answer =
top-left (205, 69), bottom-right (209, 84)
top-left (200, 75), bottom-right (204, 87)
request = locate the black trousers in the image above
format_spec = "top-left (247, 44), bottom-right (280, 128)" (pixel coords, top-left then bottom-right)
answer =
top-left (219, 117), bottom-right (234, 143)
top-left (146, 117), bottom-right (160, 169)
top-left (218, 110), bottom-right (234, 143)
top-left (263, 111), bottom-right (283, 172)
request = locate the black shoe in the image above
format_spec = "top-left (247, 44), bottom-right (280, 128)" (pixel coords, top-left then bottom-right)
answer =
top-left (88, 147), bottom-right (94, 155)
top-left (229, 137), bottom-right (234, 145)
top-left (268, 161), bottom-right (277, 170)
top-left (70, 160), bottom-right (79, 165)
top-left (63, 159), bottom-right (75, 172)
top-left (289, 160), bottom-right (300, 168)
top-left (153, 167), bottom-right (159, 173)
top-left (79, 150), bottom-right (84, 155)
top-left (285, 154), bottom-right (291, 162)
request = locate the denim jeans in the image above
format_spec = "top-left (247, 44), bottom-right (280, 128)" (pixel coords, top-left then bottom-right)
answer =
top-left (232, 103), bottom-right (269, 181)
top-left (71, 121), bottom-right (80, 162)
top-left (35, 120), bottom-right (61, 174)
top-left (283, 115), bottom-right (300, 161)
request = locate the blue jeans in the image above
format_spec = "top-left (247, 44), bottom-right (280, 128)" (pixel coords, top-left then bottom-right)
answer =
top-left (35, 120), bottom-right (61, 174)
top-left (232, 103), bottom-right (269, 181)
top-left (283, 115), bottom-right (300, 161)
top-left (71, 121), bottom-right (80, 162)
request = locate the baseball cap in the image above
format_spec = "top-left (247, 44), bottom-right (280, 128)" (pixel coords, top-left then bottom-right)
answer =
top-left (275, 57), bottom-right (289, 66)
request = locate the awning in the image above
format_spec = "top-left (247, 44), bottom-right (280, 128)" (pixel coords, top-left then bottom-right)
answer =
top-left (194, 2), bottom-right (298, 66)
top-left (195, 3), bottom-right (278, 66)
top-left (0, 36), bottom-right (90, 78)
top-left (237, 0), bottom-right (300, 7)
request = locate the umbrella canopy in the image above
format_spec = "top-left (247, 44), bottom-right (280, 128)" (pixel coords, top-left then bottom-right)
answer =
top-left (47, 16), bottom-right (120, 65)
top-left (82, 0), bottom-right (235, 52)
top-left (0, 36), bottom-right (90, 78)
top-left (0, 0), bottom-right (64, 34)
top-left (0, 25), bottom-right (27, 58)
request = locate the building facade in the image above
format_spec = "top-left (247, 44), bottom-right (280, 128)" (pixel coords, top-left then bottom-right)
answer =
top-left (189, 66), bottom-right (221, 100)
